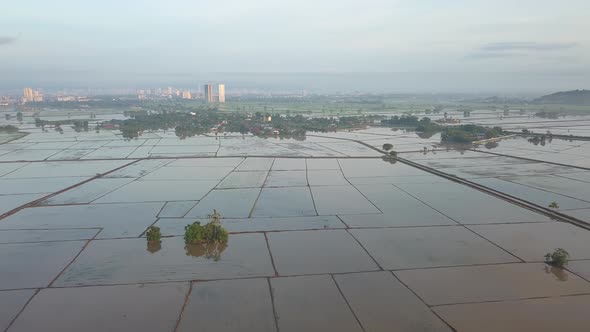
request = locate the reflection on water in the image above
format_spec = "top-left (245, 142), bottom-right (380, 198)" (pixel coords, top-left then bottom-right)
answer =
top-left (484, 141), bottom-right (499, 149)
top-left (146, 241), bottom-right (162, 254)
top-left (417, 131), bottom-right (436, 139)
top-left (437, 143), bottom-right (471, 154)
top-left (544, 264), bottom-right (569, 282)
top-left (185, 242), bottom-right (228, 261)
top-left (528, 135), bottom-right (553, 146)
top-left (145, 239), bottom-right (229, 260)
top-left (380, 155), bottom-right (397, 165)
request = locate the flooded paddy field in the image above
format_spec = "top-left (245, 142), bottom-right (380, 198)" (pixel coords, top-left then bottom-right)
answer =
top-left (0, 128), bottom-right (384, 162)
top-left (401, 136), bottom-right (590, 224)
top-left (3, 119), bottom-right (590, 331)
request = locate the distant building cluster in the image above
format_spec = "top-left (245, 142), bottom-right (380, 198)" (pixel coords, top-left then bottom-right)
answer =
top-left (1, 85), bottom-right (228, 106)
top-left (22, 87), bottom-right (43, 103)
top-left (0, 85), bottom-right (312, 106)
top-left (136, 83), bottom-right (225, 103)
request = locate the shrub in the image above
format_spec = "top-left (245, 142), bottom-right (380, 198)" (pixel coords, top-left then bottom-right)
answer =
top-left (545, 248), bottom-right (569, 267)
top-left (184, 210), bottom-right (228, 245)
top-left (389, 150), bottom-right (398, 157)
top-left (203, 210), bottom-right (228, 243)
top-left (184, 221), bottom-right (204, 244)
top-left (146, 226), bottom-right (161, 243)
top-left (202, 221), bottom-right (228, 243)
top-left (548, 202), bottom-right (560, 209)
top-left (382, 143), bottom-right (393, 151)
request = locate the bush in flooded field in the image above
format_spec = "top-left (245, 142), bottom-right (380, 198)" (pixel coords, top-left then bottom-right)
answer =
top-left (184, 210), bottom-right (228, 244)
top-left (202, 222), bottom-right (228, 243)
top-left (382, 143), bottom-right (393, 151)
top-left (146, 226), bottom-right (162, 243)
top-left (184, 221), bottom-right (205, 244)
top-left (203, 210), bottom-right (229, 243)
top-left (548, 201), bottom-right (560, 209)
top-left (545, 248), bottom-right (569, 267)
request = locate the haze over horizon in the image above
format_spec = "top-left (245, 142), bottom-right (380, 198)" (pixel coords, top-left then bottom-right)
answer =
top-left (1, 0), bottom-right (589, 94)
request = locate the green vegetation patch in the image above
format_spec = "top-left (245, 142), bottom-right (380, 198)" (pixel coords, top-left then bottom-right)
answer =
top-left (545, 248), bottom-right (569, 267)
top-left (184, 210), bottom-right (229, 245)
top-left (146, 226), bottom-right (162, 243)
top-left (441, 125), bottom-right (503, 144)
top-left (106, 110), bottom-right (381, 140)
top-left (381, 115), bottom-right (503, 143)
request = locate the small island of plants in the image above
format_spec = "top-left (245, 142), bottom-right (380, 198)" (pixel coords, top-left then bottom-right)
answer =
top-left (545, 248), bottom-right (569, 267)
top-left (380, 115), bottom-right (504, 144)
top-left (184, 210), bottom-right (229, 245)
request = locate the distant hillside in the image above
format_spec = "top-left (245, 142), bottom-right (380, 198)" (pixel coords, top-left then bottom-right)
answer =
top-left (533, 90), bottom-right (590, 105)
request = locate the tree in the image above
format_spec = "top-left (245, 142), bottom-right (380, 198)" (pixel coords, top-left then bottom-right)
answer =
top-left (382, 143), bottom-right (393, 151)
top-left (16, 112), bottom-right (23, 122)
top-left (548, 202), bottom-right (560, 209)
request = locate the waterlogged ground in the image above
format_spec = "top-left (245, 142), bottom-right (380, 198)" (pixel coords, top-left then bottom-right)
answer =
top-left (2, 111), bottom-right (590, 331)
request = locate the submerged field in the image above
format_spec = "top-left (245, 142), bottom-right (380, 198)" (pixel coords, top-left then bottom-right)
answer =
top-left (1, 108), bottom-right (590, 331)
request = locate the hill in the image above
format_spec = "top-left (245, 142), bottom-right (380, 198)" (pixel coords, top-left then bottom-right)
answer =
top-left (533, 90), bottom-right (590, 105)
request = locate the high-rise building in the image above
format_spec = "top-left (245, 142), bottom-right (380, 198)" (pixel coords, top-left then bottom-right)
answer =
top-left (204, 84), bottom-right (213, 103)
top-left (218, 84), bottom-right (225, 103)
top-left (23, 88), bottom-right (33, 103)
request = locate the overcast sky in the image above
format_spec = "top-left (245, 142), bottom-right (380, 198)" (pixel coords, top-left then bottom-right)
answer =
top-left (1, 0), bottom-right (589, 93)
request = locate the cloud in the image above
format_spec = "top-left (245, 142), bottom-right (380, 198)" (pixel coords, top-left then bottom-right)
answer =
top-left (466, 52), bottom-right (519, 59)
top-left (468, 41), bottom-right (579, 60)
top-left (480, 42), bottom-right (578, 52)
top-left (0, 37), bottom-right (16, 46)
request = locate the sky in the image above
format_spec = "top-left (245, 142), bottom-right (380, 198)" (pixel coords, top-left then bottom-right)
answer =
top-left (1, 0), bottom-right (589, 93)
